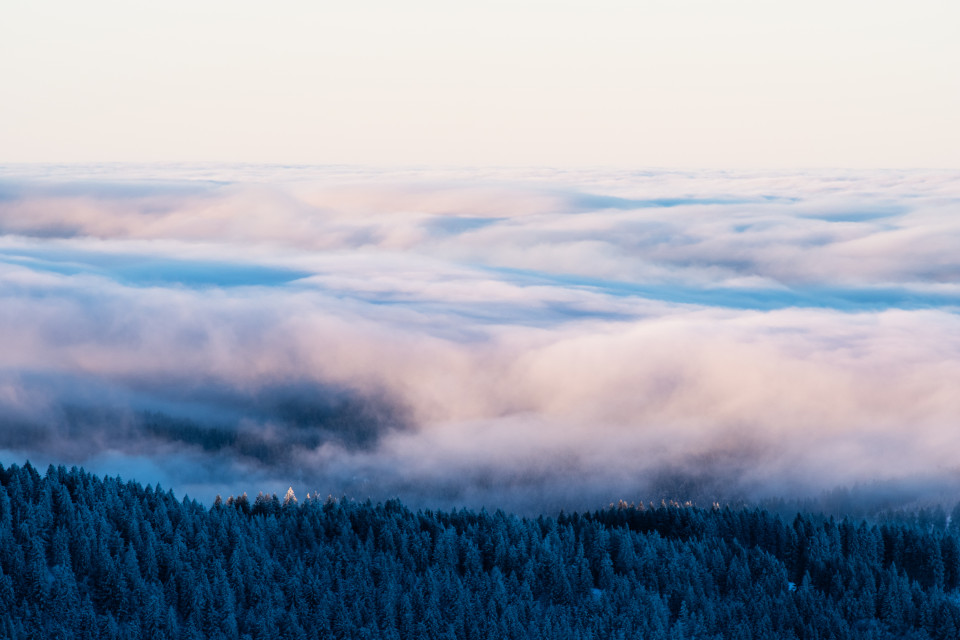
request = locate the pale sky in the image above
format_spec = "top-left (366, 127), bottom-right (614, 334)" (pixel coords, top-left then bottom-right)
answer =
top-left (2, 0), bottom-right (958, 168)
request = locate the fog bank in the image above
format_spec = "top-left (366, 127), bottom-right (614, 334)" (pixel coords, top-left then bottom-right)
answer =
top-left (2, 165), bottom-right (959, 512)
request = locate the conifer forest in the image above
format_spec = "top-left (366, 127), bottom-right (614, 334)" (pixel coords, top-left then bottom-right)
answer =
top-left (3, 462), bottom-right (960, 639)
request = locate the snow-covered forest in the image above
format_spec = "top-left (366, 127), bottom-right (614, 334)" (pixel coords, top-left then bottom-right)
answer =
top-left (3, 461), bottom-right (960, 639)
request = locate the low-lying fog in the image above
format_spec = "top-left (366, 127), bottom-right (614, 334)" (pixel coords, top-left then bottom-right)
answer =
top-left (2, 165), bottom-right (959, 513)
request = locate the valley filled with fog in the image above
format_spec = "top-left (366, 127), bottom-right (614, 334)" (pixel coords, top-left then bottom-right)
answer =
top-left (1, 165), bottom-right (959, 511)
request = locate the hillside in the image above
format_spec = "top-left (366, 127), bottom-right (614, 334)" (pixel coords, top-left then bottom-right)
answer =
top-left (2, 462), bottom-right (960, 639)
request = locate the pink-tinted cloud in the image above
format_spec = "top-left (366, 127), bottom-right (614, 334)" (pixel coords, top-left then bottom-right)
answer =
top-left (1, 165), bottom-right (959, 510)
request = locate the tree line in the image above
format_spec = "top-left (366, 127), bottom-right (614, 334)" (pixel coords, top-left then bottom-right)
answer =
top-left (2, 461), bottom-right (960, 639)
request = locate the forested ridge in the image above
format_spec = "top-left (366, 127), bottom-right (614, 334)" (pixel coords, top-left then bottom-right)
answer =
top-left (2, 463), bottom-right (960, 639)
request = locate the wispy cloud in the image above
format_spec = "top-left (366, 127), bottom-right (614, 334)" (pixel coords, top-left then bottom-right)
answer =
top-left (1, 165), bottom-right (959, 510)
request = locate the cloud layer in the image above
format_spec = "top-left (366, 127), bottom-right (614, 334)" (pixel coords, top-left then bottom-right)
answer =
top-left (1, 165), bottom-right (959, 511)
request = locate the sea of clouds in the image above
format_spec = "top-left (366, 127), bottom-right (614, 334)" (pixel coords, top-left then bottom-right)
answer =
top-left (1, 164), bottom-right (959, 511)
